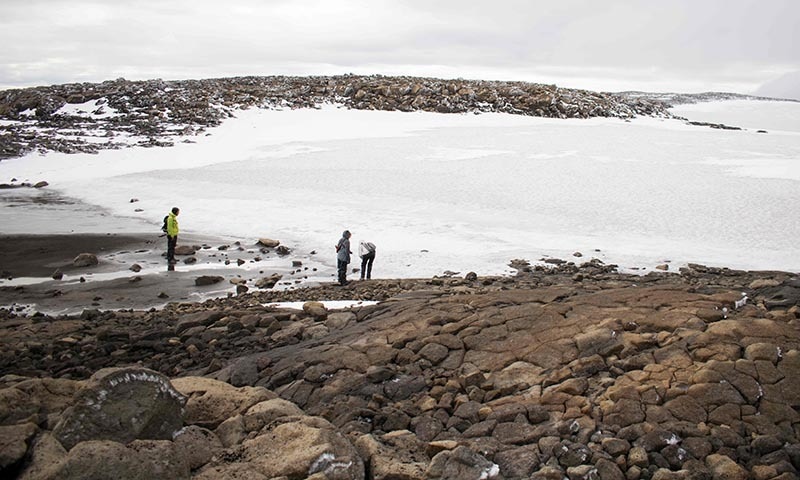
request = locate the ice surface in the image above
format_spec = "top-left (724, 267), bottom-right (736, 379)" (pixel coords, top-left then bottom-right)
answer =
top-left (1, 102), bottom-right (799, 281)
top-left (670, 99), bottom-right (800, 133)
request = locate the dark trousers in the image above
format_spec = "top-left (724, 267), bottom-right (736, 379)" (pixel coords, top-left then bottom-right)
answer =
top-left (167, 235), bottom-right (178, 262)
top-left (337, 259), bottom-right (348, 284)
top-left (360, 253), bottom-right (375, 279)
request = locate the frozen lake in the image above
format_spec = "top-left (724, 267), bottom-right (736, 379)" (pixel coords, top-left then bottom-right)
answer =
top-left (2, 99), bottom-right (799, 278)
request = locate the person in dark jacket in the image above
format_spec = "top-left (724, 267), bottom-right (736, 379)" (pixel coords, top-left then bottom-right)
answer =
top-left (359, 241), bottom-right (376, 280)
top-left (335, 230), bottom-right (352, 285)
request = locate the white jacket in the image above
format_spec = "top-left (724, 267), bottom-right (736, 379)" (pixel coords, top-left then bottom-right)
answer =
top-left (359, 241), bottom-right (376, 257)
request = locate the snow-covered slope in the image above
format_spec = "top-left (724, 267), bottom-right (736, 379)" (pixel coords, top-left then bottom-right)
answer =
top-left (1, 100), bottom-right (799, 279)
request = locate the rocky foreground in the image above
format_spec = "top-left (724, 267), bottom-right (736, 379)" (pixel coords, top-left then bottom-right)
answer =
top-left (1, 261), bottom-right (799, 479)
top-left (0, 74), bottom-right (678, 160)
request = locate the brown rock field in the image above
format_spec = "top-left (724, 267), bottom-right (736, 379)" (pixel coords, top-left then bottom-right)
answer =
top-left (1, 262), bottom-right (799, 479)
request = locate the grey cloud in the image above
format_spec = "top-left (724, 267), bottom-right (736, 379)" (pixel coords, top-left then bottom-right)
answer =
top-left (0, 0), bottom-right (798, 93)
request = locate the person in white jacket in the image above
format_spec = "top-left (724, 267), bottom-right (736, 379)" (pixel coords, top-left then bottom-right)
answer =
top-left (359, 240), bottom-right (376, 280)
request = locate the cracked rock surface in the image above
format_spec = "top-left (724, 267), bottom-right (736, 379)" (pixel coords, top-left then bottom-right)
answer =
top-left (1, 263), bottom-right (799, 479)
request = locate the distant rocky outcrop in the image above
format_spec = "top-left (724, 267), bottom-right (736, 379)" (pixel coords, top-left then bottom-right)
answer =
top-left (1, 264), bottom-right (799, 479)
top-left (618, 90), bottom-right (800, 105)
top-left (0, 75), bottom-right (673, 160)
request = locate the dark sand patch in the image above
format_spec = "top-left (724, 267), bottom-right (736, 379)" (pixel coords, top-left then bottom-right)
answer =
top-left (0, 234), bottom-right (157, 278)
top-left (0, 233), bottom-right (325, 315)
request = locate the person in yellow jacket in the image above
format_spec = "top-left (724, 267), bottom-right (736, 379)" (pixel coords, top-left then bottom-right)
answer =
top-left (166, 207), bottom-right (180, 264)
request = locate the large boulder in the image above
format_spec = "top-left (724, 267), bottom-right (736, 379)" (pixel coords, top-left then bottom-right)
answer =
top-left (52, 367), bottom-right (186, 450)
top-left (13, 378), bottom-right (86, 417)
top-left (23, 439), bottom-right (190, 480)
top-left (238, 416), bottom-right (365, 479)
top-left (170, 377), bottom-right (275, 429)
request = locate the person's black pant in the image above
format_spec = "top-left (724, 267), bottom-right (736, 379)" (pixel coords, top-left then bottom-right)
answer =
top-left (360, 253), bottom-right (375, 279)
top-left (167, 235), bottom-right (177, 262)
top-left (337, 260), bottom-right (348, 284)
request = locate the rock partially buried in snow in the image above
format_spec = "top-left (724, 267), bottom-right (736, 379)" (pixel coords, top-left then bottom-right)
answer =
top-left (174, 245), bottom-right (196, 256)
top-left (195, 276), bottom-right (224, 287)
top-left (257, 238), bottom-right (280, 248)
top-left (255, 274), bottom-right (282, 289)
top-left (51, 367), bottom-right (186, 450)
top-left (72, 253), bottom-right (98, 267)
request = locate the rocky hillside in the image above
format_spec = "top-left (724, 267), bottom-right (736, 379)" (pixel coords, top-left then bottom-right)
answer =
top-left (0, 75), bottom-right (672, 160)
top-left (1, 263), bottom-right (799, 479)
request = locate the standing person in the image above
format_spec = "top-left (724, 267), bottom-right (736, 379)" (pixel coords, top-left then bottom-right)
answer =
top-left (359, 240), bottom-right (376, 280)
top-left (166, 207), bottom-right (180, 264)
top-left (335, 230), bottom-right (352, 285)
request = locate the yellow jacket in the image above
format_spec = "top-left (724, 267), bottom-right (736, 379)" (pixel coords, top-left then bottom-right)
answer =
top-left (167, 212), bottom-right (179, 237)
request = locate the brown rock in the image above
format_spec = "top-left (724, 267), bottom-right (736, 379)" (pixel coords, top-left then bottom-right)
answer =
top-left (705, 453), bottom-right (748, 480)
top-left (72, 253), bottom-right (98, 267)
top-left (303, 301), bottom-right (328, 320)
top-left (172, 425), bottom-right (223, 470)
top-left (171, 377), bottom-right (276, 429)
top-left (0, 422), bottom-right (38, 470)
top-left (174, 245), bottom-right (196, 255)
top-left (239, 416), bottom-right (364, 479)
top-left (425, 446), bottom-right (498, 480)
top-left (355, 432), bottom-right (427, 480)
top-left (195, 275), bottom-right (224, 286)
top-left (34, 439), bottom-right (190, 480)
top-left (419, 343), bottom-right (450, 365)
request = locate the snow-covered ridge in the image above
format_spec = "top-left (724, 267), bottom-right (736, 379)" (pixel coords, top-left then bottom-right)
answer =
top-left (619, 90), bottom-right (800, 105)
top-left (0, 75), bottom-right (673, 160)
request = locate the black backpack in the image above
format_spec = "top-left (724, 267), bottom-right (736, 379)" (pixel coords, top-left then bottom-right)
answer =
top-left (161, 215), bottom-right (169, 233)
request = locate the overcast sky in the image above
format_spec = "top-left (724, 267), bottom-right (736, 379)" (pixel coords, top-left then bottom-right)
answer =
top-left (1, 0), bottom-right (798, 95)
